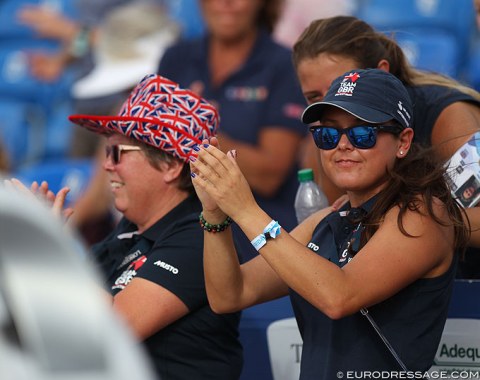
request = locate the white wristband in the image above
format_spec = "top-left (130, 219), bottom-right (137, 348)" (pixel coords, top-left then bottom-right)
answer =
top-left (250, 220), bottom-right (281, 251)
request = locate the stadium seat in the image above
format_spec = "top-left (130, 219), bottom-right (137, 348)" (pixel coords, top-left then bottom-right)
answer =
top-left (13, 158), bottom-right (95, 205)
top-left (0, 97), bottom-right (73, 169)
top-left (0, 38), bottom-right (77, 166)
top-left (355, 0), bottom-right (476, 77)
top-left (393, 29), bottom-right (459, 77)
top-left (166, 0), bottom-right (205, 39)
top-left (466, 41), bottom-right (480, 92)
top-left (267, 318), bottom-right (302, 380)
top-left (0, 100), bottom-right (30, 168)
top-left (239, 297), bottom-right (295, 380)
top-left (0, 0), bottom-right (78, 39)
top-left (355, 0), bottom-right (475, 42)
top-left (0, 40), bottom-right (74, 105)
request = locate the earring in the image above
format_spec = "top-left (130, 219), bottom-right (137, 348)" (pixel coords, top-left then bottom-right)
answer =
top-left (399, 151), bottom-right (404, 155)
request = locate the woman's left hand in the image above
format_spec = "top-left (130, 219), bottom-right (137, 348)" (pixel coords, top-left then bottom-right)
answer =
top-left (190, 144), bottom-right (257, 221)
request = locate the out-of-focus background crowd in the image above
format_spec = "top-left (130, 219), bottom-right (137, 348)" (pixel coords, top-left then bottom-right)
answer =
top-left (1, 1), bottom-right (480, 379)
top-left (1, 0), bottom-right (478, 224)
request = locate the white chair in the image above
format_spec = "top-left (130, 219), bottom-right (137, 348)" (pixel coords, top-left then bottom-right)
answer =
top-left (267, 317), bottom-right (303, 380)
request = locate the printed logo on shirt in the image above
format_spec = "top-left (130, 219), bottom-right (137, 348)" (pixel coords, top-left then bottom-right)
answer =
top-left (335, 72), bottom-right (360, 97)
top-left (112, 255), bottom-right (147, 291)
top-left (283, 103), bottom-right (304, 119)
top-left (307, 242), bottom-right (319, 252)
top-left (154, 260), bottom-right (179, 275)
top-left (116, 249), bottom-right (142, 270)
top-left (226, 86), bottom-right (268, 101)
top-left (339, 244), bottom-right (350, 263)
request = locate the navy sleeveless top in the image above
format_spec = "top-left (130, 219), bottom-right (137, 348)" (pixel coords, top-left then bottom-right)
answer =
top-left (289, 198), bottom-right (457, 379)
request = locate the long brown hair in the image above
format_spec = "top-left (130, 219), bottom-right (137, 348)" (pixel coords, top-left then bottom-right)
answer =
top-left (359, 143), bottom-right (470, 254)
top-left (292, 16), bottom-right (480, 101)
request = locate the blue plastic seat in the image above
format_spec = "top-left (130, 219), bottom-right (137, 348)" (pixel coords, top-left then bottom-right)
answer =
top-left (355, 0), bottom-right (476, 77)
top-left (466, 41), bottom-right (480, 92)
top-left (356, 0), bottom-right (475, 41)
top-left (0, 95), bottom-right (74, 169)
top-left (0, 39), bottom-right (74, 104)
top-left (393, 29), bottom-right (459, 77)
top-left (13, 158), bottom-right (95, 205)
top-left (0, 0), bottom-right (78, 39)
top-left (0, 99), bottom-right (42, 169)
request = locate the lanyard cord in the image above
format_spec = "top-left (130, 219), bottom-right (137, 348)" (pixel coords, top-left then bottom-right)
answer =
top-left (360, 308), bottom-right (408, 371)
top-left (343, 218), bottom-right (409, 371)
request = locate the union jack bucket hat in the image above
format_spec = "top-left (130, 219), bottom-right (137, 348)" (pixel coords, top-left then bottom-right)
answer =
top-left (69, 74), bottom-right (219, 161)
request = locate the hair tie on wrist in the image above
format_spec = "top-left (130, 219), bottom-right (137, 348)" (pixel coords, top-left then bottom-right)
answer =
top-left (199, 212), bottom-right (233, 233)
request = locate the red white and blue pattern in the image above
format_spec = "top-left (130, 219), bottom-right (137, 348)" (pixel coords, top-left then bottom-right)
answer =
top-left (69, 74), bottom-right (219, 161)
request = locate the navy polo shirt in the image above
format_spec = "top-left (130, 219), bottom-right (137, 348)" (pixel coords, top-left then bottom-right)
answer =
top-left (91, 194), bottom-right (243, 380)
top-left (289, 196), bottom-right (456, 379)
top-left (407, 84), bottom-right (480, 145)
top-left (158, 30), bottom-right (307, 261)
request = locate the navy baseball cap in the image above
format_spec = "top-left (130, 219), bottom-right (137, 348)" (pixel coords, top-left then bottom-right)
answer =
top-left (301, 69), bottom-right (413, 130)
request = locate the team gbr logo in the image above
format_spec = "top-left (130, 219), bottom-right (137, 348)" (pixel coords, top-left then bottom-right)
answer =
top-left (335, 72), bottom-right (360, 97)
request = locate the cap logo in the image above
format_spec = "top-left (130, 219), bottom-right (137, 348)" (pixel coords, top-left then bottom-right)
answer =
top-left (335, 72), bottom-right (360, 97)
top-left (396, 100), bottom-right (411, 128)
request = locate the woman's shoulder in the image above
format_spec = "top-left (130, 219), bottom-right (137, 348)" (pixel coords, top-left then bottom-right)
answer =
top-left (407, 84), bottom-right (480, 107)
top-left (384, 194), bottom-right (452, 227)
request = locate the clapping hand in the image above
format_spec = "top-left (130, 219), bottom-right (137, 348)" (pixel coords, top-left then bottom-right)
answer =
top-left (190, 140), bottom-right (257, 223)
top-left (4, 178), bottom-right (74, 222)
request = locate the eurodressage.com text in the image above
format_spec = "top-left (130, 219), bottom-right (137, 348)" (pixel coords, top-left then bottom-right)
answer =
top-left (338, 370), bottom-right (480, 379)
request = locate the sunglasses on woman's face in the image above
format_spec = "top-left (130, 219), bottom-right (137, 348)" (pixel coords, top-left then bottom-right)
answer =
top-left (309, 125), bottom-right (403, 150)
top-left (105, 144), bottom-right (142, 165)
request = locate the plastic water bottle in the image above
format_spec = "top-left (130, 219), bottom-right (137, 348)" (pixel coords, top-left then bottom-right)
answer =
top-left (294, 168), bottom-right (328, 223)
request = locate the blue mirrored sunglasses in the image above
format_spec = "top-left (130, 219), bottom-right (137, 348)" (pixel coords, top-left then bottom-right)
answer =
top-left (309, 125), bottom-right (403, 150)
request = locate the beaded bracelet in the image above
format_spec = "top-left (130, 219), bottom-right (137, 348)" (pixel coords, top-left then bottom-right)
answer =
top-left (199, 212), bottom-right (233, 233)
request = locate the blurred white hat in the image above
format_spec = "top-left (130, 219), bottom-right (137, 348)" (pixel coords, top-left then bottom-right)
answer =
top-left (72, 2), bottom-right (179, 99)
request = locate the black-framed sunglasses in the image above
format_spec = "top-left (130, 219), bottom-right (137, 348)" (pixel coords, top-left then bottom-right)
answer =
top-left (309, 125), bottom-right (403, 150)
top-left (105, 144), bottom-right (142, 165)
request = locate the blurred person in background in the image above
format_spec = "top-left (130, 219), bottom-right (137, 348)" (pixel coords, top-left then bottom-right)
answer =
top-left (67, 74), bottom-right (243, 380)
top-left (273, 0), bottom-right (354, 48)
top-left (293, 16), bottom-right (480, 278)
top-left (158, 0), bottom-right (307, 262)
top-left (62, 2), bottom-right (180, 246)
top-left (16, 0), bottom-right (129, 83)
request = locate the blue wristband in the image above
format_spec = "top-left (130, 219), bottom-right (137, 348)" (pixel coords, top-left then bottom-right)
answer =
top-left (250, 220), bottom-right (281, 251)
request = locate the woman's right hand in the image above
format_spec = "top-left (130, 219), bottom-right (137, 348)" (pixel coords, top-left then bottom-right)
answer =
top-left (190, 137), bottom-right (229, 221)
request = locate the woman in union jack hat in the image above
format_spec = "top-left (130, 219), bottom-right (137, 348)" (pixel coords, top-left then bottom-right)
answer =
top-left (69, 74), bottom-right (243, 380)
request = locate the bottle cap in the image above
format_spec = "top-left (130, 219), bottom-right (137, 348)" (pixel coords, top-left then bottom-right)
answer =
top-left (297, 168), bottom-right (314, 182)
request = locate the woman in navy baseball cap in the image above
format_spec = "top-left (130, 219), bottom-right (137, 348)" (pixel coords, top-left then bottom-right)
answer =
top-left (190, 68), bottom-right (469, 377)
